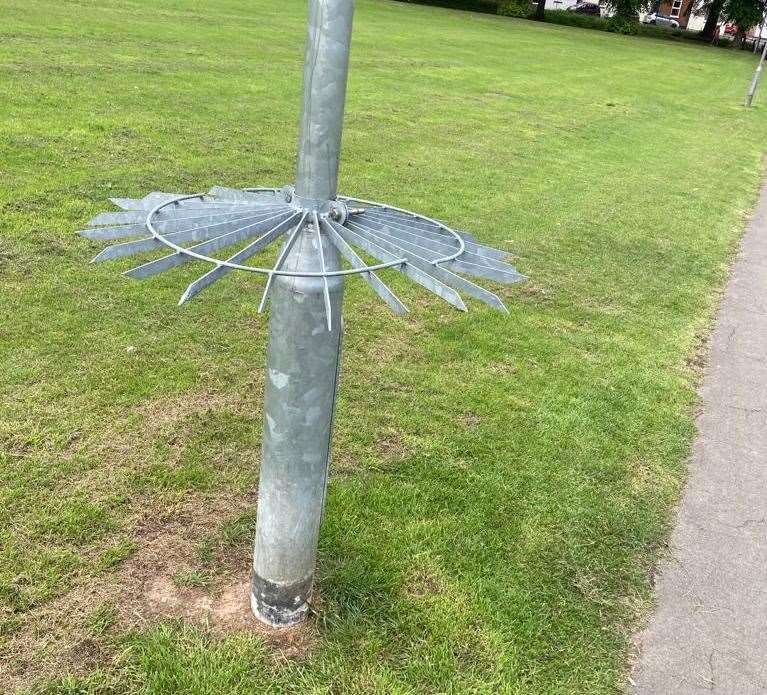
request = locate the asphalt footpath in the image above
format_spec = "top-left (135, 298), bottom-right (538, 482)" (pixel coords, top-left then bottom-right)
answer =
top-left (631, 181), bottom-right (767, 694)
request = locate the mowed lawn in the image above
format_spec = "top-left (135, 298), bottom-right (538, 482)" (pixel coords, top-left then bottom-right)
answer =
top-left (2, 0), bottom-right (767, 692)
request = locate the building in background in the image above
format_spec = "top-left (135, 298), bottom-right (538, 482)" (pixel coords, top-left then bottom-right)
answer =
top-left (641, 0), bottom-right (696, 28)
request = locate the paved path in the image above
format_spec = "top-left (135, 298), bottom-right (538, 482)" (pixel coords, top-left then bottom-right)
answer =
top-left (631, 182), bottom-right (767, 694)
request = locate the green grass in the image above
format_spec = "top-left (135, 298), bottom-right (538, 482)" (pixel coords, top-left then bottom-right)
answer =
top-left (1, 0), bottom-right (767, 692)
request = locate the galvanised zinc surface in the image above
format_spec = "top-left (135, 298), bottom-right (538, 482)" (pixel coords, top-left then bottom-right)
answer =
top-left (77, 0), bottom-right (526, 627)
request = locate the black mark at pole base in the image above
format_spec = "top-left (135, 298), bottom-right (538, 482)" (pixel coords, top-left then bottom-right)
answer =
top-left (251, 573), bottom-right (313, 628)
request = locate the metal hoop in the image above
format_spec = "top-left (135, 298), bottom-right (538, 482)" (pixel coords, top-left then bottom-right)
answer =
top-left (144, 191), bottom-right (467, 278)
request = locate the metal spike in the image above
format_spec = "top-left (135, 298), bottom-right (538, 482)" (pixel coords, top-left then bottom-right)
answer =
top-left (140, 192), bottom-right (187, 206)
top-left (454, 229), bottom-right (484, 246)
top-left (443, 259), bottom-right (526, 284)
top-left (328, 220), bottom-right (467, 312)
top-left (110, 195), bottom-right (260, 211)
top-left (313, 212), bottom-right (333, 331)
top-left (209, 186), bottom-right (280, 202)
top-left (178, 213), bottom-right (303, 304)
top-left (139, 191), bottom-right (275, 209)
top-left (346, 203), bottom-right (509, 259)
top-left (88, 211), bottom-right (151, 226)
top-left (87, 204), bottom-right (287, 228)
top-left (85, 187), bottom-right (520, 315)
top-left (108, 197), bottom-right (145, 210)
top-left (320, 219), bottom-right (408, 315)
top-left (346, 219), bottom-right (508, 313)
top-left (92, 210), bottom-right (292, 262)
top-left (360, 209), bottom-right (510, 262)
top-left (124, 212), bottom-right (295, 278)
top-left (80, 207), bottom-right (287, 244)
top-left (349, 215), bottom-right (521, 276)
top-left (146, 203), bottom-right (283, 215)
top-left (257, 217), bottom-right (309, 313)
top-left (78, 224), bottom-right (149, 241)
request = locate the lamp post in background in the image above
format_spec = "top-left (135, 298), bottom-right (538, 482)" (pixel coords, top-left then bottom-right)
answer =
top-left (746, 38), bottom-right (767, 106)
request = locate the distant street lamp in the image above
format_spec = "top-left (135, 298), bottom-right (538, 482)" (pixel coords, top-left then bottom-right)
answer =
top-left (746, 38), bottom-right (767, 106)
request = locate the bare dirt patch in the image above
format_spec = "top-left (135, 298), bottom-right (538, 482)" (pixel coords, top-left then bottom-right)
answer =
top-left (684, 327), bottom-right (711, 383)
top-left (0, 487), bottom-right (316, 693)
top-left (403, 562), bottom-right (447, 602)
top-left (458, 412), bottom-right (481, 428)
top-left (488, 360), bottom-right (518, 377)
top-left (375, 429), bottom-right (411, 460)
top-left (0, 386), bottom-right (327, 692)
top-left (134, 391), bottom-right (247, 434)
top-left (140, 575), bottom-right (317, 656)
top-left (505, 282), bottom-right (551, 304)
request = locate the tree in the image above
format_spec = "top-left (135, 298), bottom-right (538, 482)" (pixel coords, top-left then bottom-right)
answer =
top-left (603, 0), bottom-right (651, 32)
top-left (497, 0), bottom-right (532, 16)
top-left (698, 0), bottom-right (765, 41)
top-left (700, 0), bottom-right (724, 40)
top-left (534, 0), bottom-right (546, 21)
top-left (722, 0), bottom-right (766, 43)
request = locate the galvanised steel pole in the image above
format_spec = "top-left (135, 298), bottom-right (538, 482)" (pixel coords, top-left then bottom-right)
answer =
top-left (294, 0), bottom-right (354, 202)
top-left (746, 39), bottom-right (767, 107)
top-left (251, 0), bottom-right (353, 627)
top-left (80, 0), bottom-right (526, 632)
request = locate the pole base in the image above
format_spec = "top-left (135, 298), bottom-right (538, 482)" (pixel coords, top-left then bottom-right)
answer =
top-left (250, 593), bottom-right (309, 628)
top-left (250, 574), bottom-right (312, 628)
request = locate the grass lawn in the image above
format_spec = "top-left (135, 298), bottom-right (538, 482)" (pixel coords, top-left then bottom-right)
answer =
top-left (2, 0), bottom-right (767, 692)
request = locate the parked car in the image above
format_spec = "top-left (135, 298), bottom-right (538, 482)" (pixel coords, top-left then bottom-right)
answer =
top-left (642, 12), bottom-right (680, 28)
top-left (567, 2), bottom-right (601, 14)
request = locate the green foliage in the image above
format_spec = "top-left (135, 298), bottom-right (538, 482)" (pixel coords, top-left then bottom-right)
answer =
top-left (541, 9), bottom-right (692, 37)
top-left (498, 0), bottom-right (532, 16)
top-left (91, 540), bottom-right (137, 573)
top-left (722, 0), bottom-right (766, 33)
top-left (34, 497), bottom-right (115, 546)
top-left (173, 569), bottom-right (214, 589)
top-left (640, 23), bottom-right (687, 37)
top-left (602, 0), bottom-right (647, 25)
top-left (397, 0), bottom-right (502, 13)
top-left (399, 0), bottom-right (755, 42)
top-left (606, 14), bottom-right (641, 32)
top-left (86, 602), bottom-right (119, 636)
top-left (541, 9), bottom-right (608, 27)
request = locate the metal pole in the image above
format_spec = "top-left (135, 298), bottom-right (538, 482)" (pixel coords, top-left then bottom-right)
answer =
top-left (78, 0), bottom-right (526, 633)
top-left (251, 0), bottom-right (353, 627)
top-left (295, 0), bottom-right (354, 203)
top-left (746, 39), bottom-right (767, 106)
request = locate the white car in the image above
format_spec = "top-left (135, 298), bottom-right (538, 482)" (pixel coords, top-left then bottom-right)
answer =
top-left (643, 12), bottom-right (680, 28)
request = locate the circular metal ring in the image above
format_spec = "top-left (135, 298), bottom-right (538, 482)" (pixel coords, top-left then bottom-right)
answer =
top-left (145, 189), bottom-right (466, 278)
top-left (338, 194), bottom-right (465, 264)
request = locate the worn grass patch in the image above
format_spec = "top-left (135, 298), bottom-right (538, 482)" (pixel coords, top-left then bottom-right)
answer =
top-left (2, 0), bottom-right (767, 692)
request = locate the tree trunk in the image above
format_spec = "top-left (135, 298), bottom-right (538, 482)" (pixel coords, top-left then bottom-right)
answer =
top-left (702, 0), bottom-right (723, 39)
top-left (534, 0), bottom-right (546, 20)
